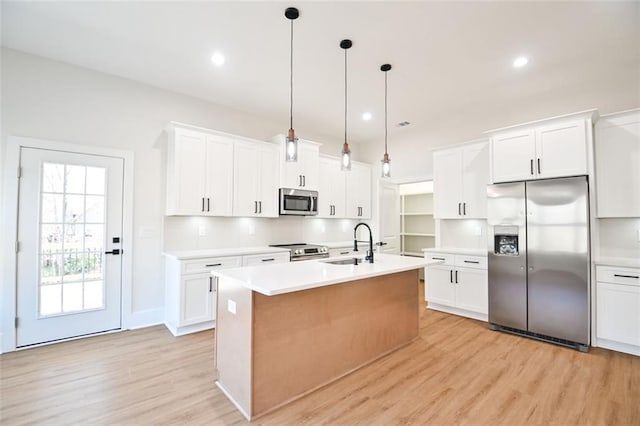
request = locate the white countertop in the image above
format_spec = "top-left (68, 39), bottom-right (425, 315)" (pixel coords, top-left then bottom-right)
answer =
top-left (212, 253), bottom-right (441, 296)
top-left (163, 246), bottom-right (290, 260)
top-left (595, 256), bottom-right (640, 269)
top-left (423, 247), bottom-right (487, 257)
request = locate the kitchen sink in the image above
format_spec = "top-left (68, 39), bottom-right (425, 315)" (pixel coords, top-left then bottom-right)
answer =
top-left (322, 257), bottom-right (365, 265)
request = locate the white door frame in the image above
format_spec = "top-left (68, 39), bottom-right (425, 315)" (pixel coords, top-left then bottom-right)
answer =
top-left (1, 136), bottom-right (134, 353)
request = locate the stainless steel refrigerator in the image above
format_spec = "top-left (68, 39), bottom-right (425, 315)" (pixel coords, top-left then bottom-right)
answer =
top-left (487, 176), bottom-right (590, 351)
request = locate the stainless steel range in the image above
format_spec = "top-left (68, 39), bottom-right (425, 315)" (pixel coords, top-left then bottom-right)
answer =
top-left (269, 243), bottom-right (329, 262)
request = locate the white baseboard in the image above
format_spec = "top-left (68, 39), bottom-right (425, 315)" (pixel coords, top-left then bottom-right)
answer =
top-left (164, 320), bottom-right (215, 337)
top-left (128, 308), bottom-right (164, 330)
top-left (596, 338), bottom-right (640, 356)
top-left (427, 303), bottom-right (488, 322)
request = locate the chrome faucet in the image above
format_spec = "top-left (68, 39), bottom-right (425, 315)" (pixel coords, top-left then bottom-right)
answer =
top-left (353, 222), bottom-right (374, 264)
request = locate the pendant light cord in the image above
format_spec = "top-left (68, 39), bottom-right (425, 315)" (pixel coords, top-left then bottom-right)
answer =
top-left (290, 19), bottom-right (294, 130)
top-left (344, 48), bottom-right (348, 144)
top-left (384, 70), bottom-right (388, 154)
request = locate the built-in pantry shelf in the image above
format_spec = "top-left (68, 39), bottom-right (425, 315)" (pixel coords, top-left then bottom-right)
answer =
top-left (400, 191), bottom-right (435, 257)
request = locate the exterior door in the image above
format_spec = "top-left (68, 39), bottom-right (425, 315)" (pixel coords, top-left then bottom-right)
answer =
top-left (16, 147), bottom-right (124, 347)
top-left (378, 181), bottom-right (400, 254)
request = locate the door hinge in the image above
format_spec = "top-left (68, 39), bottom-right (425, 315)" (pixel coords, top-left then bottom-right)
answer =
top-left (15, 317), bottom-right (19, 328)
top-left (15, 241), bottom-right (20, 253)
top-left (17, 166), bottom-right (22, 178)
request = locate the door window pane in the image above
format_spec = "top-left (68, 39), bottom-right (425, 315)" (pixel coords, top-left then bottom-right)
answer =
top-left (86, 167), bottom-right (105, 195)
top-left (42, 163), bottom-right (64, 193)
top-left (65, 165), bottom-right (86, 194)
top-left (40, 284), bottom-right (62, 316)
top-left (84, 281), bottom-right (104, 310)
top-left (85, 196), bottom-right (105, 223)
top-left (41, 194), bottom-right (63, 223)
top-left (41, 224), bottom-right (63, 252)
top-left (64, 194), bottom-right (85, 223)
top-left (62, 282), bottom-right (83, 312)
top-left (40, 254), bottom-right (63, 285)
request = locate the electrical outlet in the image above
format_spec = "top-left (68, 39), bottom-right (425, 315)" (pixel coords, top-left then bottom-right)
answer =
top-left (475, 226), bottom-right (482, 237)
top-left (198, 225), bottom-right (207, 237)
top-left (637, 229), bottom-right (640, 242)
top-left (248, 223), bottom-right (256, 235)
top-left (227, 299), bottom-right (237, 314)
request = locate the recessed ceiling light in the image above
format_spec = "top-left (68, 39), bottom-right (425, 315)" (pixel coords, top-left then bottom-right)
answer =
top-left (362, 112), bottom-right (372, 121)
top-left (211, 52), bottom-right (225, 67)
top-left (513, 56), bottom-right (529, 68)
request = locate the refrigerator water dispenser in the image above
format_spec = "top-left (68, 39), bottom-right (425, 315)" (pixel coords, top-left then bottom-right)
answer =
top-left (493, 226), bottom-right (519, 256)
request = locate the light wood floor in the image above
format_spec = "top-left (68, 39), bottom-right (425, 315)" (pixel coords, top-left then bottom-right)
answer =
top-left (2, 290), bottom-right (639, 425)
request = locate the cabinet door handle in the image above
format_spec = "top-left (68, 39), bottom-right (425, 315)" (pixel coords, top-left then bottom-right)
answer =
top-left (463, 202), bottom-right (466, 215)
top-left (202, 197), bottom-right (205, 212)
top-left (450, 270), bottom-right (453, 283)
top-left (614, 274), bottom-right (639, 279)
top-left (209, 277), bottom-right (213, 293)
top-left (537, 158), bottom-right (541, 174)
top-left (302, 175), bottom-right (306, 187)
top-left (207, 197), bottom-right (210, 212)
top-left (299, 175), bottom-right (303, 187)
top-left (261, 258), bottom-right (275, 262)
top-left (464, 260), bottom-right (479, 264)
top-left (254, 201), bottom-right (258, 214)
top-left (259, 201), bottom-right (262, 214)
top-left (458, 202), bottom-right (462, 215)
top-left (455, 270), bottom-right (459, 284)
top-left (432, 257), bottom-right (445, 260)
top-left (530, 159), bottom-right (534, 175)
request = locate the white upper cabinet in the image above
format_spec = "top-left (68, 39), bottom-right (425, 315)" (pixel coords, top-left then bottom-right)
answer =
top-left (166, 124), bottom-right (233, 216)
top-left (489, 111), bottom-right (596, 183)
top-left (233, 140), bottom-right (279, 217)
top-left (433, 141), bottom-right (489, 219)
top-left (595, 109), bottom-right (640, 218)
top-left (274, 135), bottom-right (321, 190)
top-left (345, 162), bottom-right (372, 219)
top-left (318, 156), bottom-right (346, 218)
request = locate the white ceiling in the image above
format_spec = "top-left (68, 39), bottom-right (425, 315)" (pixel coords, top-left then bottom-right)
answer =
top-left (2, 1), bottom-right (639, 145)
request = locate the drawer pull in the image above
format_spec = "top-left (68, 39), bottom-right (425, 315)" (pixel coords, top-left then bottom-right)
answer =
top-left (261, 258), bottom-right (275, 262)
top-left (464, 260), bottom-right (480, 264)
top-left (206, 263), bottom-right (222, 267)
top-left (614, 274), bottom-right (639, 279)
top-left (432, 257), bottom-right (445, 260)
top-left (340, 251), bottom-right (350, 255)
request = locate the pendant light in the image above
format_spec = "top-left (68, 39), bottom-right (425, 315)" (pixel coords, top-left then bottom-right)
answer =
top-left (340, 39), bottom-right (353, 171)
top-left (284, 7), bottom-right (299, 162)
top-left (380, 63), bottom-right (392, 178)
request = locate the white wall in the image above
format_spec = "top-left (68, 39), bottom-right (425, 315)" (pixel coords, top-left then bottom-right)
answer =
top-left (0, 48), bottom-right (363, 347)
top-left (598, 219), bottom-right (640, 259)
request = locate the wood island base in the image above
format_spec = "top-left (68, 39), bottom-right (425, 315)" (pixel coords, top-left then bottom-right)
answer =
top-left (215, 269), bottom-right (420, 420)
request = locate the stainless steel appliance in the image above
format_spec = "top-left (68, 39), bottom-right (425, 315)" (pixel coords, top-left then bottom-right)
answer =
top-left (269, 243), bottom-right (329, 261)
top-left (487, 176), bottom-right (590, 351)
top-left (279, 188), bottom-right (318, 216)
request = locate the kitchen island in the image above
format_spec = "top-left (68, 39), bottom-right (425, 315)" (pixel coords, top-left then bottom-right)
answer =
top-left (212, 253), bottom-right (439, 420)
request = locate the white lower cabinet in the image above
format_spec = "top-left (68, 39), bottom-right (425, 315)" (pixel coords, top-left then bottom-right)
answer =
top-left (596, 265), bottom-right (640, 356)
top-left (424, 251), bottom-right (488, 321)
top-left (164, 251), bottom-right (289, 336)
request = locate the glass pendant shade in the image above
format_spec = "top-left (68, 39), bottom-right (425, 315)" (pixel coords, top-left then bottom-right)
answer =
top-left (341, 142), bottom-right (352, 171)
top-left (285, 128), bottom-right (298, 162)
top-left (381, 152), bottom-right (391, 177)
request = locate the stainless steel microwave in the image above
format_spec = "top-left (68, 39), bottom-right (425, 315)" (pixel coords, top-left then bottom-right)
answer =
top-left (279, 188), bottom-right (318, 216)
